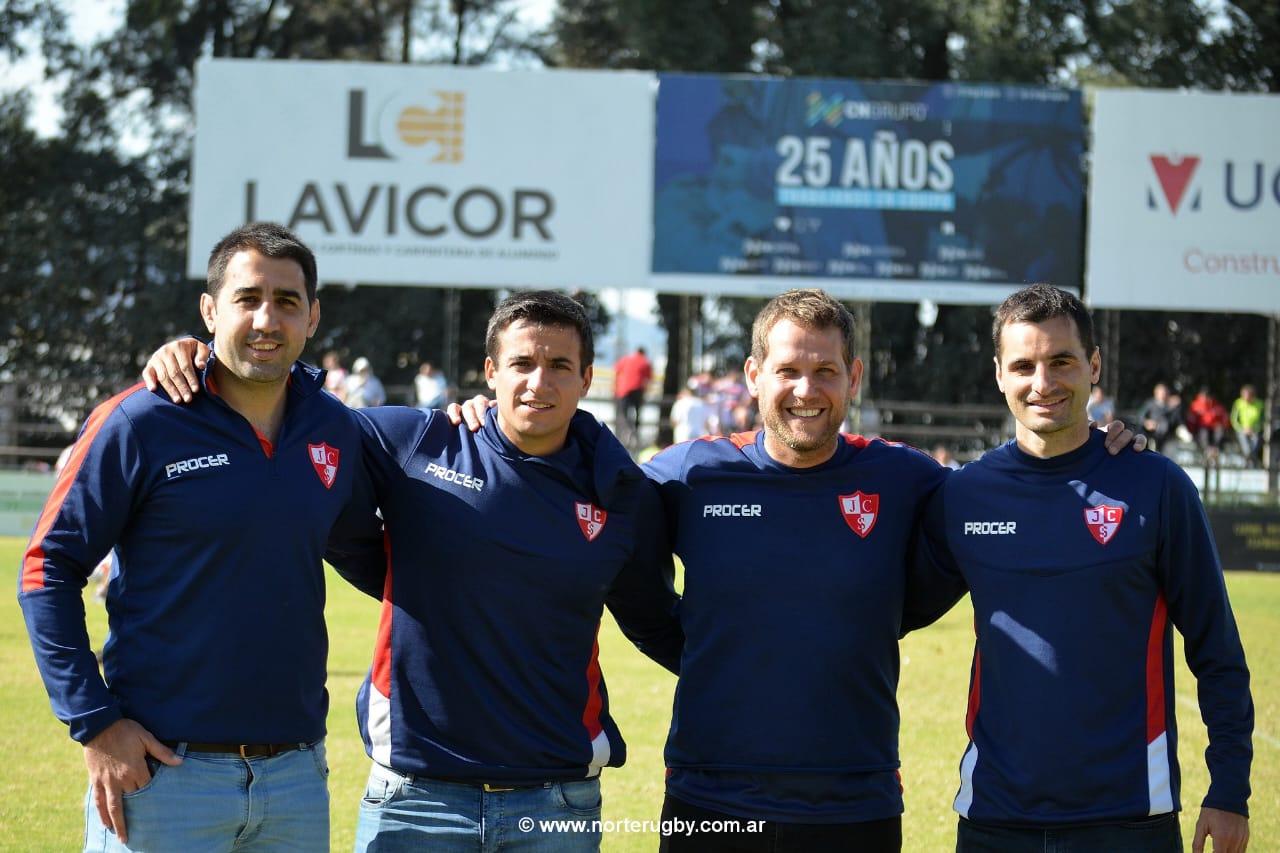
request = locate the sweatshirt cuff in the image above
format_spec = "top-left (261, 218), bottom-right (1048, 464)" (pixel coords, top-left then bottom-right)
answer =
top-left (70, 704), bottom-right (124, 746)
top-left (1202, 791), bottom-right (1250, 820)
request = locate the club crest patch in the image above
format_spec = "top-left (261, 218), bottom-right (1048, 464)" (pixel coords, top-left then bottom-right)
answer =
top-left (839, 491), bottom-right (879, 539)
top-left (576, 502), bottom-right (607, 542)
top-left (1084, 504), bottom-right (1124, 545)
top-left (308, 442), bottom-right (340, 489)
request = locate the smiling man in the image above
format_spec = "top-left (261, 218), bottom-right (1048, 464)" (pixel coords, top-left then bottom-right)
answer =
top-left (641, 289), bottom-right (945, 851)
top-left (329, 291), bottom-right (682, 851)
top-left (918, 284), bottom-right (1253, 853)
top-left (21, 223), bottom-right (368, 851)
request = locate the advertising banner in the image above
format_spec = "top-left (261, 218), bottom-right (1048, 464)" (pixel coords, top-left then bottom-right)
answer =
top-left (188, 59), bottom-right (654, 289)
top-left (1088, 90), bottom-right (1280, 314)
top-left (651, 74), bottom-right (1084, 303)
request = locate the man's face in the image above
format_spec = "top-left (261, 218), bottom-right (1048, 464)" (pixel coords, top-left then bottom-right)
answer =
top-left (200, 250), bottom-right (318, 385)
top-left (995, 315), bottom-right (1100, 444)
top-left (485, 319), bottom-right (591, 456)
top-left (745, 318), bottom-right (862, 468)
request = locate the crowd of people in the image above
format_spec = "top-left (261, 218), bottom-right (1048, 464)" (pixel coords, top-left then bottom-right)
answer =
top-left (1138, 381), bottom-right (1267, 467)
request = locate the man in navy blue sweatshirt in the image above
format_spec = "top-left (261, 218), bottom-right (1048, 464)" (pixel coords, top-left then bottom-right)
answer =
top-left (916, 285), bottom-right (1252, 852)
top-left (21, 223), bottom-right (373, 851)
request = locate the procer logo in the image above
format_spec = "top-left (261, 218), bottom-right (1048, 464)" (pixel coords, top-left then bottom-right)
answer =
top-left (348, 89), bottom-right (465, 164)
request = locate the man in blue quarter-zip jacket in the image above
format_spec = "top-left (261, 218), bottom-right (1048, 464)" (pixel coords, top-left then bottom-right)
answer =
top-left (21, 223), bottom-right (376, 851)
top-left (144, 290), bottom-right (683, 851)
top-left (916, 285), bottom-right (1252, 853)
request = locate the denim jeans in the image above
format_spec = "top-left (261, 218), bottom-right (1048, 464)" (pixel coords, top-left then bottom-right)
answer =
top-left (354, 761), bottom-right (602, 852)
top-left (83, 740), bottom-right (330, 852)
top-left (957, 814), bottom-right (1183, 853)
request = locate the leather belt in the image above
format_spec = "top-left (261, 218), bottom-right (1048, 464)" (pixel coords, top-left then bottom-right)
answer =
top-left (164, 741), bottom-right (305, 759)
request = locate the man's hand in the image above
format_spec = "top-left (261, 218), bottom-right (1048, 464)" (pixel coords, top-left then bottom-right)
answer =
top-left (83, 718), bottom-right (182, 843)
top-left (1101, 419), bottom-right (1147, 455)
top-left (142, 339), bottom-right (210, 404)
top-left (1193, 806), bottom-right (1249, 852)
top-left (444, 394), bottom-right (494, 432)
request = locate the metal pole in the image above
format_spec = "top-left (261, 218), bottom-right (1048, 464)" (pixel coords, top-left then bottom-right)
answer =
top-left (1267, 314), bottom-right (1279, 494)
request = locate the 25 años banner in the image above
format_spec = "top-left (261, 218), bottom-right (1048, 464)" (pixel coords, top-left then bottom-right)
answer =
top-left (651, 75), bottom-right (1083, 303)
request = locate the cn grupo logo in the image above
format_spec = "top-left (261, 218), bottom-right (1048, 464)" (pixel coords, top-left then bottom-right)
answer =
top-left (347, 88), bottom-right (464, 164)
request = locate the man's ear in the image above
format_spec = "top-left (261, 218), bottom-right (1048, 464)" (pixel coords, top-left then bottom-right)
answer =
top-left (200, 293), bottom-right (217, 335)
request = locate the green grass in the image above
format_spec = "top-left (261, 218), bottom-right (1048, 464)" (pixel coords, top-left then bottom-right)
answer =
top-left (1, 536), bottom-right (1275, 850)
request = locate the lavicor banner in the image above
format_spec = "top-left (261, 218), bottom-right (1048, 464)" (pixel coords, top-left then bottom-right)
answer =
top-left (1088, 89), bottom-right (1280, 314)
top-left (650, 75), bottom-right (1084, 303)
top-left (188, 59), bottom-right (654, 288)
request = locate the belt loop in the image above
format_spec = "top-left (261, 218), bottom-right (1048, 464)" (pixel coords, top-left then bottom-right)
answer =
top-left (176, 742), bottom-right (189, 759)
top-left (239, 744), bottom-right (249, 760)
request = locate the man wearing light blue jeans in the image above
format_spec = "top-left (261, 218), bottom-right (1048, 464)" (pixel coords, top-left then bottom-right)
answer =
top-left (22, 224), bottom-right (374, 851)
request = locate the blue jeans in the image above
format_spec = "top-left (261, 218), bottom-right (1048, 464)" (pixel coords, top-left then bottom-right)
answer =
top-left (84, 741), bottom-right (329, 852)
top-left (957, 814), bottom-right (1182, 853)
top-left (354, 762), bottom-right (602, 852)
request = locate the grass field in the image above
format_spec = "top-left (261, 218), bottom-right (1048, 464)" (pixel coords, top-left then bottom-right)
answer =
top-left (1, 535), bottom-right (1275, 851)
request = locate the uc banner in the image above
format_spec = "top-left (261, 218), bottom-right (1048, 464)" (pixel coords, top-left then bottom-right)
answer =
top-left (1087, 89), bottom-right (1280, 314)
top-left (651, 74), bottom-right (1083, 303)
top-left (188, 59), bottom-right (654, 289)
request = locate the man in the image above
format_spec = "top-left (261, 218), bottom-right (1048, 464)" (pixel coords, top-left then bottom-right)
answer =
top-left (413, 361), bottom-right (449, 410)
top-left (1188, 386), bottom-right (1230, 460)
top-left (21, 223), bottom-right (371, 851)
top-left (613, 345), bottom-right (652, 449)
top-left (145, 291), bottom-right (683, 851)
top-left (453, 289), bottom-right (1141, 852)
top-left (345, 356), bottom-right (386, 408)
top-left (918, 285), bottom-right (1252, 852)
top-left (1139, 382), bottom-right (1174, 451)
top-left (1231, 384), bottom-right (1264, 468)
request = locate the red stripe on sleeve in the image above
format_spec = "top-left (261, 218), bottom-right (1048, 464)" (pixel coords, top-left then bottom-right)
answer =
top-left (22, 384), bottom-right (144, 593)
top-left (581, 622), bottom-right (604, 739)
top-left (371, 532), bottom-right (394, 696)
top-left (1146, 594), bottom-right (1169, 743)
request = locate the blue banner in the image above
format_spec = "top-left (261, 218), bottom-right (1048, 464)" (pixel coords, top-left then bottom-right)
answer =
top-left (652, 75), bottom-right (1083, 302)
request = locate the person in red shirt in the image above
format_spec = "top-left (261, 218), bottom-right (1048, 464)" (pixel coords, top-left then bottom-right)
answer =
top-left (1187, 386), bottom-right (1230, 460)
top-left (613, 346), bottom-right (652, 450)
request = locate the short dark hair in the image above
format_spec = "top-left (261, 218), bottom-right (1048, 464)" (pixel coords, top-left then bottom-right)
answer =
top-left (992, 284), bottom-right (1094, 358)
top-left (485, 291), bottom-right (594, 375)
top-left (751, 289), bottom-right (856, 368)
top-left (207, 222), bottom-right (318, 303)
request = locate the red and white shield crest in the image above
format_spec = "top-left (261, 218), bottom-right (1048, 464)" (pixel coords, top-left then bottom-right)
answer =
top-left (575, 502), bottom-right (607, 542)
top-left (308, 442), bottom-right (340, 489)
top-left (839, 492), bottom-right (879, 539)
top-left (1084, 504), bottom-right (1124, 545)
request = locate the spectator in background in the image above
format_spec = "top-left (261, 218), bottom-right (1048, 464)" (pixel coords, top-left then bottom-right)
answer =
top-left (345, 357), bottom-right (386, 409)
top-left (670, 387), bottom-right (718, 444)
top-left (322, 350), bottom-right (348, 403)
top-left (1138, 382), bottom-right (1174, 451)
top-left (1086, 386), bottom-right (1115, 426)
top-left (613, 346), bottom-right (653, 450)
top-left (414, 362), bottom-right (449, 411)
top-left (1187, 386), bottom-right (1230, 460)
top-left (1231, 384), bottom-right (1264, 468)
top-left (931, 445), bottom-right (961, 470)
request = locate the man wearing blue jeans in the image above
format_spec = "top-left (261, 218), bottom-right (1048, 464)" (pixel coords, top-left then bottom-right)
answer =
top-left (21, 223), bottom-right (373, 851)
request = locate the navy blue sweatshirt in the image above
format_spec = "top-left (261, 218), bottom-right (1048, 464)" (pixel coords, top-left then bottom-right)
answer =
top-left (20, 359), bottom-right (369, 745)
top-left (644, 431), bottom-right (947, 823)
top-left (327, 406), bottom-right (682, 782)
top-left (918, 431), bottom-right (1253, 823)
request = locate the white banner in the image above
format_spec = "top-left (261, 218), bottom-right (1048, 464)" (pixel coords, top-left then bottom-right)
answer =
top-left (188, 59), bottom-right (654, 289)
top-left (1087, 89), bottom-right (1280, 314)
